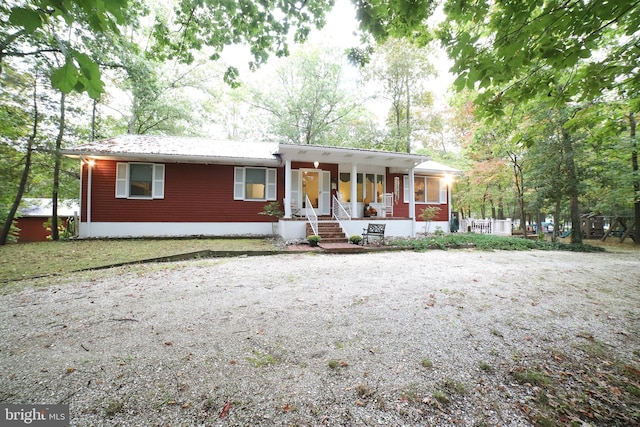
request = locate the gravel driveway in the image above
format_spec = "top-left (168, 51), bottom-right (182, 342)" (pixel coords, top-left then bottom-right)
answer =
top-left (1, 249), bottom-right (639, 426)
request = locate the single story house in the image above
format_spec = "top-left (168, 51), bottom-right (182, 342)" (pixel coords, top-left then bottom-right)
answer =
top-left (61, 135), bottom-right (461, 241)
top-left (16, 198), bottom-right (79, 242)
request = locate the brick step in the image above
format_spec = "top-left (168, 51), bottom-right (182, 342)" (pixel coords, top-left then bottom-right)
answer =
top-left (306, 221), bottom-right (347, 243)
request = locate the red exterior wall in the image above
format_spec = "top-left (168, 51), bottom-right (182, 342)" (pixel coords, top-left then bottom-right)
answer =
top-left (79, 160), bottom-right (449, 223)
top-left (385, 170), bottom-right (449, 220)
top-left (82, 160), bottom-right (285, 223)
top-left (16, 217), bottom-right (73, 242)
top-left (16, 217), bottom-right (49, 242)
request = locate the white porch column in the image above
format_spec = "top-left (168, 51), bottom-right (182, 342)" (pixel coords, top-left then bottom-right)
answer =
top-left (409, 166), bottom-right (416, 236)
top-left (350, 163), bottom-right (358, 217)
top-left (447, 179), bottom-right (452, 232)
top-left (284, 158), bottom-right (292, 218)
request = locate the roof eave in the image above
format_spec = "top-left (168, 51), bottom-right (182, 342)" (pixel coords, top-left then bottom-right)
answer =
top-left (61, 150), bottom-right (280, 166)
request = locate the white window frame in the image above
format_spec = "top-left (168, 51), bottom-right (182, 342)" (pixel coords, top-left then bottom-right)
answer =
top-left (403, 175), bottom-right (445, 204)
top-left (115, 162), bottom-right (165, 199)
top-left (234, 167), bottom-right (277, 201)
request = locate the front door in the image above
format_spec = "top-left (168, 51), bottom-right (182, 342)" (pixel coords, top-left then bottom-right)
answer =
top-left (300, 169), bottom-right (330, 216)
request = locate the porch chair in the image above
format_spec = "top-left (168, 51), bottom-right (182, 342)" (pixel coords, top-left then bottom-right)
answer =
top-left (382, 193), bottom-right (394, 217)
top-left (337, 192), bottom-right (351, 216)
top-left (290, 199), bottom-right (302, 217)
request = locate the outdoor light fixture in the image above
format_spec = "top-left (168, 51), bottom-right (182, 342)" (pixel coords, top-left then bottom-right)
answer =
top-left (314, 161), bottom-right (319, 168)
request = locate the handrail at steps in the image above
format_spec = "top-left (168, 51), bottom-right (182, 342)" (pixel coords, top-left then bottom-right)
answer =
top-left (306, 194), bottom-right (318, 236)
top-left (332, 195), bottom-right (351, 236)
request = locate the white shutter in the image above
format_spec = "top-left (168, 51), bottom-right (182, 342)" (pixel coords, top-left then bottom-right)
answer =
top-left (403, 176), bottom-right (409, 203)
top-left (115, 163), bottom-right (128, 198)
top-left (291, 170), bottom-right (300, 207)
top-left (234, 167), bottom-right (244, 200)
top-left (439, 179), bottom-right (447, 204)
top-left (266, 168), bottom-right (277, 201)
top-left (153, 164), bottom-right (165, 199)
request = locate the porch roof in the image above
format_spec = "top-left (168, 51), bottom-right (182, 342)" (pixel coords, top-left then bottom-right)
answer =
top-left (414, 160), bottom-right (463, 176)
top-left (276, 143), bottom-right (428, 170)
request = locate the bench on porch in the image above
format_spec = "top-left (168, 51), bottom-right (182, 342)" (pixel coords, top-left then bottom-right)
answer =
top-left (362, 223), bottom-right (386, 245)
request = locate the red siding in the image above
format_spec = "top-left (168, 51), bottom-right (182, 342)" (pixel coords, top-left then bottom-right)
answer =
top-left (16, 217), bottom-right (49, 242)
top-left (16, 217), bottom-right (73, 242)
top-left (385, 171), bottom-right (450, 220)
top-left (84, 160), bottom-right (285, 223)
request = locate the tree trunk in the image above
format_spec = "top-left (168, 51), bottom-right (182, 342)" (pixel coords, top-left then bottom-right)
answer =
top-left (630, 111), bottom-right (639, 245)
top-left (510, 152), bottom-right (527, 235)
top-left (0, 81), bottom-right (38, 245)
top-left (561, 127), bottom-right (583, 244)
top-left (51, 92), bottom-right (66, 241)
top-left (405, 75), bottom-right (411, 153)
top-left (552, 199), bottom-right (561, 243)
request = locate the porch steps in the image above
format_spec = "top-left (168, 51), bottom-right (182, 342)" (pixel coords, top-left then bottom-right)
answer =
top-left (306, 221), bottom-right (348, 244)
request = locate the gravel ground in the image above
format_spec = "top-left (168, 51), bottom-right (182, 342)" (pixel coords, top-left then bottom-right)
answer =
top-left (1, 249), bottom-right (639, 426)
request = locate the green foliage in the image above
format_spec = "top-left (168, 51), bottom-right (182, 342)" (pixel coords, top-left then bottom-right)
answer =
top-left (393, 233), bottom-right (605, 252)
top-left (438, 0), bottom-right (640, 115)
top-left (259, 201), bottom-right (283, 219)
top-left (307, 235), bottom-right (321, 246)
top-left (246, 350), bottom-right (278, 367)
top-left (150, 0), bottom-right (335, 86)
top-left (2, 0), bottom-right (134, 98)
top-left (250, 46), bottom-right (359, 145)
top-left (349, 235), bottom-right (363, 245)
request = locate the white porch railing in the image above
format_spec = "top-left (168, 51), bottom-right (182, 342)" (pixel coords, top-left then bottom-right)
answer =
top-left (459, 218), bottom-right (512, 236)
top-left (306, 194), bottom-right (318, 236)
top-left (332, 195), bottom-right (351, 237)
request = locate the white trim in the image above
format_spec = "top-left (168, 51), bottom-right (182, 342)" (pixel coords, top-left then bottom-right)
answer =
top-left (77, 219), bottom-right (422, 240)
top-left (78, 222), bottom-right (276, 238)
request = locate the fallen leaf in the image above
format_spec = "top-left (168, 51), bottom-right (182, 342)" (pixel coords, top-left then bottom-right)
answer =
top-left (219, 401), bottom-right (231, 418)
top-left (66, 367), bottom-right (76, 374)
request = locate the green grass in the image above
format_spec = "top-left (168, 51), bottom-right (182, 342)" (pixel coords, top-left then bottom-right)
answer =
top-left (246, 350), bottom-right (278, 367)
top-left (0, 238), bottom-right (280, 283)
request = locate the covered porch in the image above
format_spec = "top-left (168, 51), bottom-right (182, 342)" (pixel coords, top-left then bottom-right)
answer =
top-left (275, 144), bottom-right (429, 240)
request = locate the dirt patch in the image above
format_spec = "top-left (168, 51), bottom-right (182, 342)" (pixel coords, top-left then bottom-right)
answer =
top-left (1, 249), bottom-right (639, 426)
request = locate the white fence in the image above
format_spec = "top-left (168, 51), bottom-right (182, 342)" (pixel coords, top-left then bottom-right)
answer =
top-left (459, 218), bottom-right (512, 236)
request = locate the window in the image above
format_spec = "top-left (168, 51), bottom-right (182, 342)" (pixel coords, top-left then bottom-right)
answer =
top-left (116, 163), bottom-right (164, 199)
top-left (234, 167), bottom-right (277, 201)
top-left (404, 176), bottom-right (445, 204)
top-left (338, 172), bottom-right (385, 203)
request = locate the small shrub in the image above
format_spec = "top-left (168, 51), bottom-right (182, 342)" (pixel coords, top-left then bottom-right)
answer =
top-left (349, 234), bottom-right (363, 244)
top-left (307, 235), bottom-right (321, 246)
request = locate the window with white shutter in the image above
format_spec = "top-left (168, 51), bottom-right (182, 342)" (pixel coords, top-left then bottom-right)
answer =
top-left (115, 163), bottom-right (165, 199)
top-left (234, 167), bottom-right (277, 201)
